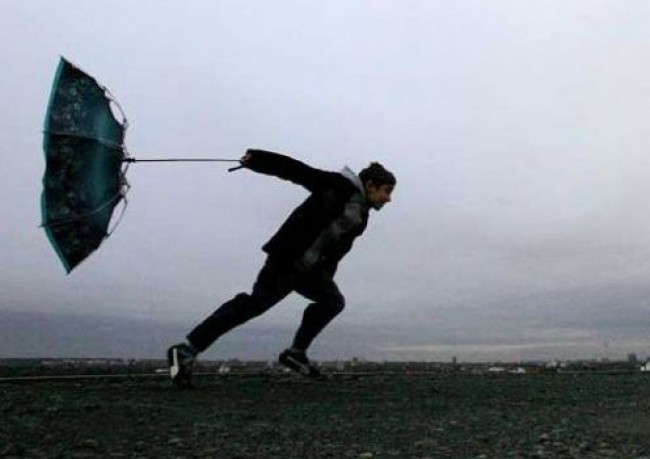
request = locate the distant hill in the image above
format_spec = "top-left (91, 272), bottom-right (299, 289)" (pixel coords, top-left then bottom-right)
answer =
top-left (0, 309), bottom-right (386, 361)
top-left (0, 309), bottom-right (184, 359)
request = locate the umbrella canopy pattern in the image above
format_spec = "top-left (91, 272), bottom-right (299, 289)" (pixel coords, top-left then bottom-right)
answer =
top-left (41, 58), bottom-right (129, 273)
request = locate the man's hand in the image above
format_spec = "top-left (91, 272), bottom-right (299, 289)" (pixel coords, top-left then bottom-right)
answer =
top-left (228, 151), bottom-right (253, 172)
top-left (239, 152), bottom-right (252, 167)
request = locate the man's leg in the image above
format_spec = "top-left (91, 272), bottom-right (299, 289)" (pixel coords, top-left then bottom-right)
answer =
top-left (291, 275), bottom-right (345, 352)
top-left (169, 258), bottom-right (296, 387)
top-left (186, 258), bottom-right (296, 352)
top-left (278, 274), bottom-right (344, 378)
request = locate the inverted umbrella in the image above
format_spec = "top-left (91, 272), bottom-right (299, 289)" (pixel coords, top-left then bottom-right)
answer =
top-left (41, 57), bottom-right (239, 273)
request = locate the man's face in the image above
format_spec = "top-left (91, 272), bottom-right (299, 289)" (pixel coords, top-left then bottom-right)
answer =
top-left (365, 181), bottom-right (394, 210)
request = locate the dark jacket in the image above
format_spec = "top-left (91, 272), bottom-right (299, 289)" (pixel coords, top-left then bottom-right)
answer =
top-left (245, 149), bottom-right (369, 275)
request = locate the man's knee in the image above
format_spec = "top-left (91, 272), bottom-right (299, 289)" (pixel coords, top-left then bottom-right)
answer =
top-left (305, 293), bottom-right (345, 318)
top-left (329, 293), bottom-right (345, 316)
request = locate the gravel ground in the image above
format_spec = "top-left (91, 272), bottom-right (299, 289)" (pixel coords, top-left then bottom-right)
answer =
top-left (1, 372), bottom-right (649, 458)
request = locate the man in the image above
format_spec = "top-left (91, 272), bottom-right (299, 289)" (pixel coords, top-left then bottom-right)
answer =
top-left (167, 149), bottom-right (395, 386)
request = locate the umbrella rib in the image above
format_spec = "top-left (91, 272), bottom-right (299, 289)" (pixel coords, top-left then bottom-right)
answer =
top-left (41, 191), bottom-right (125, 229)
top-left (106, 195), bottom-right (129, 237)
top-left (44, 130), bottom-right (124, 150)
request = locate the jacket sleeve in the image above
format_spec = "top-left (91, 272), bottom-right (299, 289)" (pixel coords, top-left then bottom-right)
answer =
top-left (244, 149), bottom-right (342, 193)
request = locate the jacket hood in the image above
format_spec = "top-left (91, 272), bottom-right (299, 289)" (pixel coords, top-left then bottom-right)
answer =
top-left (340, 166), bottom-right (365, 195)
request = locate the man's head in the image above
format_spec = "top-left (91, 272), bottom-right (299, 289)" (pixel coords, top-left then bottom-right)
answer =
top-left (359, 162), bottom-right (396, 210)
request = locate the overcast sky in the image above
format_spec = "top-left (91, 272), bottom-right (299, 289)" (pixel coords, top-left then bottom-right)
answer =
top-left (3, 1), bottom-right (650, 362)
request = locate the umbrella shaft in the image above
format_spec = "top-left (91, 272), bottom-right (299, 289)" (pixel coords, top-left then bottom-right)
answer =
top-left (124, 158), bottom-right (239, 163)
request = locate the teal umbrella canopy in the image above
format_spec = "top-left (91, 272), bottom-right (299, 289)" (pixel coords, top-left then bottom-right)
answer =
top-left (41, 57), bottom-right (130, 273)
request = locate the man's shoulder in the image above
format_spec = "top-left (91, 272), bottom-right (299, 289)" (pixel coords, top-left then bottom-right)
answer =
top-left (320, 171), bottom-right (359, 195)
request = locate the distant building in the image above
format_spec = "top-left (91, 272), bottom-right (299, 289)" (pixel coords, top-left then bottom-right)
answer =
top-left (487, 366), bottom-right (506, 373)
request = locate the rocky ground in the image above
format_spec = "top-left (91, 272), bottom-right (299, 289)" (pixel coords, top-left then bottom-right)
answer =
top-left (1, 371), bottom-right (649, 458)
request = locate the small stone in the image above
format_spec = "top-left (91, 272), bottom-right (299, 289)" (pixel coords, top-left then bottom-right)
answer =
top-left (78, 439), bottom-right (99, 450)
top-left (83, 401), bottom-right (101, 411)
top-left (168, 437), bottom-right (184, 447)
top-left (578, 441), bottom-right (590, 451)
top-left (1, 443), bottom-right (25, 456)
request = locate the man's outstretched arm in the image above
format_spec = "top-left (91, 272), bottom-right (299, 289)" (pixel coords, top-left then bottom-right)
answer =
top-left (239, 149), bottom-right (343, 192)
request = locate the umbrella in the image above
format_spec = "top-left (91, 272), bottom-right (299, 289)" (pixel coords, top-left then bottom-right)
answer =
top-left (41, 57), bottom-right (239, 273)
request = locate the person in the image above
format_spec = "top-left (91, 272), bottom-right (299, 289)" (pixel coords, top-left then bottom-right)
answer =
top-left (167, 149), bottom-right (395, 386)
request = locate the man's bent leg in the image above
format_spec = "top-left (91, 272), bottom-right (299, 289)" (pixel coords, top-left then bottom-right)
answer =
top-left (187, 259), bottom-right (295, 352)
top-left (291, 276), bottom-right (345, 351)
top-left (187, 293), bottom-right (257, 352)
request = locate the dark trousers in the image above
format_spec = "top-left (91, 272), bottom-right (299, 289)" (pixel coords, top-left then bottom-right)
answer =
top-left (187, 258), bottom-right (345, 353)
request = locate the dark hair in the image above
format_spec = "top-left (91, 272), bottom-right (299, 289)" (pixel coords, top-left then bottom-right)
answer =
top-left (359, 162), bottom-right (396, 186)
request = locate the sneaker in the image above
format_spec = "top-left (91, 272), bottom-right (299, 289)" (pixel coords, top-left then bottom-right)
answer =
top-left (167, 343), bottom-right (196, 388)
top-left (279, 349), bottom-right (326, 380)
